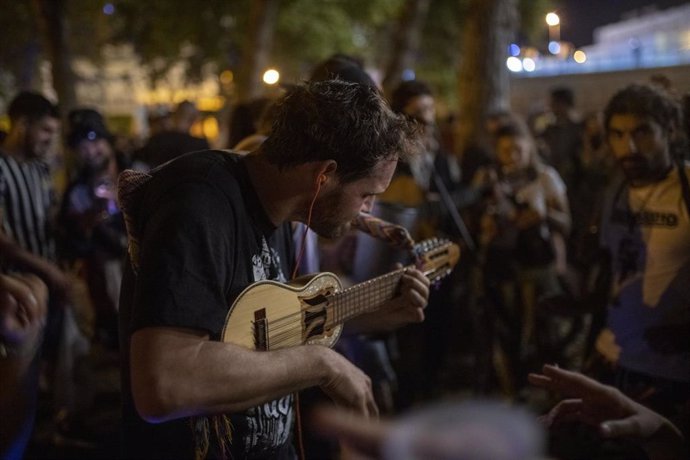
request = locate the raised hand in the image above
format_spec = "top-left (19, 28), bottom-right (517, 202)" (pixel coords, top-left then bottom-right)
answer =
top-left (0, 274), bottom-right (47, 348)
top-left (528, 365), bottom-right (685, 459)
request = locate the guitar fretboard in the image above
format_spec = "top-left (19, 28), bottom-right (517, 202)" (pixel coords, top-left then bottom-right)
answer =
top-left (328, 268), bottom-right (405, 326)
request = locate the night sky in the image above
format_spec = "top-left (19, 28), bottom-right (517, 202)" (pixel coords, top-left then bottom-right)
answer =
top-left (558, 0), bottom-right (689, 47)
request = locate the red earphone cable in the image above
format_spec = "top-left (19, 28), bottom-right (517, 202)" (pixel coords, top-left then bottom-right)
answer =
top-left (292, 176), bottom-right (323, 460)
top-left (291, 177), bottom-right (322, 280)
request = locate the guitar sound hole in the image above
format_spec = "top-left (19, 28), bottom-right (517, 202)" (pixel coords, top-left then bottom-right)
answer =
top-left (304, 309), bottom-right (326, 339)
top-left (254, 309), bottom-right (268, 351)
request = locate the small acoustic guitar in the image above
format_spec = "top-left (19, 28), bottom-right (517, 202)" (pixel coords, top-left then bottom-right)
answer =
top-left (221, 238), bottom-right (460, 351)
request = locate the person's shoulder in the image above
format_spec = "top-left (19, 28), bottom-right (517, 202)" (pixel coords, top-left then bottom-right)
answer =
top-left (0, 148), bottom-right (14, 165)
top-left (161, 150), bottom-right (246, 197)
top-left (536, 163), bottom-right (560, 180)
top-left (536, 163), bottom-right (567, 189)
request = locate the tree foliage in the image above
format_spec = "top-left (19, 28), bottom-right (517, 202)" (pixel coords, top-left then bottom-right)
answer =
top-left (0, 0), bottom-right (554, 109)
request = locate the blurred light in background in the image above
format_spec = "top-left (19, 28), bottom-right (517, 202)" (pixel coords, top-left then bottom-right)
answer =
top-left (545, 12), bottom-right (560, 26)
top-left (509, 44), bottom-right (521, 57)
top-left (103, 3), bottom-right (115, 15)
top-left (573, 50), bottom-right (587, 63)
top-left (219, 70), bottom-right (234, 85)
top-left (522, 57), bottom-right (536, 72)
top-left (548, 41), bottom-right (561, 54)
top-left (506, 57), bottom-right (523, 72)
top-left (401, 68), bottom-right (416, 81)
top-left (263, 69), bottom-right (280, 85)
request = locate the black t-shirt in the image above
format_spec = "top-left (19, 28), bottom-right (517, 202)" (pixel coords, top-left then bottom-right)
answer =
top-left (119, 150), bottom-right (296, 459)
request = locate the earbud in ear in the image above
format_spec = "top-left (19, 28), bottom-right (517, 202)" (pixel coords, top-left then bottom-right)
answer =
top-left (318, 174), bottom-right (327, 185)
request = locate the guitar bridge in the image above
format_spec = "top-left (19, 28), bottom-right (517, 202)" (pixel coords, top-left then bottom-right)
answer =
top-left (253, 309), bottom-right (268, 351)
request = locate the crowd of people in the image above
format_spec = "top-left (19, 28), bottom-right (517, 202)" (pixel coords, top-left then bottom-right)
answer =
top-left (0, 54), bottom-right (688, 459)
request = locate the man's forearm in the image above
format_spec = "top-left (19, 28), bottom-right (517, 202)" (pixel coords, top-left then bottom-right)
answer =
top-left (130, 327), bottom-right (335, 423)
top-left (0, 236), bottom-right (55, 279)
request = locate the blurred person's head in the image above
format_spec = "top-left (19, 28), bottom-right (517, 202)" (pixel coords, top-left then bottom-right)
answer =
top-left (604, 84), bottom-right (680, 186)
top-left (67, 108), bottom-right (115, 174)
top-left (649, 73), bottom-right (672, 92)
top-left (228, 97), bottom-right (271, 148)
top-left (550, 87), bottom-right (575, 119)
top-left (494, 119), bottom-right (540, 176)
top-left (148, 109), bottom-right (173, 136)
top-left (173, 100), bottom-right (200, 133)
top-left (390, 80), bottom-right (435, 127)
top-left (5, 91), bottom-right (60, 160)
top-left (485, 110), bottom-right (516, 137)
top-left (309, 54), bottom-right (377, 88)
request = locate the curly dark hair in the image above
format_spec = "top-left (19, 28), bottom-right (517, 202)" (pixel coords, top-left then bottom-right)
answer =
top-left (262, 80), bottom-right (420, 183)
top-left (604, 84), bottom-right (681, 134)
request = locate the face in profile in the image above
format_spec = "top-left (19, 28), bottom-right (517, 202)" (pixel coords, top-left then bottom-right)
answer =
top-left (309, 159), bottom-right (396, 239)
top-left (25, 116), bottom-right (60, 159)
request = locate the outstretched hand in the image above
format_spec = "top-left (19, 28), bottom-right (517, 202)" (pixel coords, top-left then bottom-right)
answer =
top-left (0, 273), bottom-right (48, 348)
top-left (528, 365), bottom-right (685, 458)
top-left (310, 405), bottom-right (390, 459)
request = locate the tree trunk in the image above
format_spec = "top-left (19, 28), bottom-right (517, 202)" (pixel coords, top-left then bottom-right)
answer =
top-left (236, 0), bottom-right (280, 102)
top-left (382, 0), bottom-right (431, 96)
top-left (32, 0), bottom-right (77, 114)
top-left (456, 0), bottom-right (517, 155)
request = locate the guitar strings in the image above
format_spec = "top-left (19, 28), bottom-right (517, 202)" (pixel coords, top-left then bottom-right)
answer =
top-left (262, 261), bottom-right (444, 345)
top-left (267, 281), bottom-right (396, 346)
top-left (261, 272), bottom-right (402, 347)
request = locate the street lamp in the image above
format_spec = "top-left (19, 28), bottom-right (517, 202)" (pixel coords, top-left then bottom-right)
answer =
top-left (263, 69), bottom-right (280, 85)
top-left (546, 12), bottom-right (561, 54)
top-left (545, 12), bottom-right (560, 27)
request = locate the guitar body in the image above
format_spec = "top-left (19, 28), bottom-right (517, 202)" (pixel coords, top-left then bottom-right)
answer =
top-left (221, 272), bottom-right (344, 351)
top-left (221, 238), bottom-right (460, 352)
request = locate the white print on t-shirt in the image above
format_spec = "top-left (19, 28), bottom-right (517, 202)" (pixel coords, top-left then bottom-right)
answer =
top-left (251, 237), bottom-right (287, 283)
top-left (243, 394), bottom-right (294, 454)
top-left (244, 235), bottom-right (292, 453)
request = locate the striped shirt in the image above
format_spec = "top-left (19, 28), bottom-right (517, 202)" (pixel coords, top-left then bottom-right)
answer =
top-left (0, 150), bottom-right (56, 268)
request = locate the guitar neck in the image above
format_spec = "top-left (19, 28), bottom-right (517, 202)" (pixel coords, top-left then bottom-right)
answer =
top-left (327, 268), bottom-right (406, 327)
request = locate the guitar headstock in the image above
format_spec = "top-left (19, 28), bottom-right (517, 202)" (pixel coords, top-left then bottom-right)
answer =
top-left (414, 238), bottom-right (461, 283)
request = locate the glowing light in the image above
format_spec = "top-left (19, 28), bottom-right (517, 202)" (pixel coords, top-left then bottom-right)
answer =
top-left (103, 3), bottom-right (115, 15)
top-left (202, 116), bottom-right (219, 140)
top-left (401, 69), bottom-right (416, 81)
top-left (263, 69), bottom-right (280, 85)
top-left (545, 12), bottom-right (560, 26)
top-left (548, 41), bottom-right (561, 55)
top-left (220, 70), bottom-right (234, 85)
top-left (522, 57), bottom-right (536, 72)
top-left (509, 44), bottom-right (521, 57)
top-left (573, 50), bottom-right (587, 63)
top-left (506, 57), bottom-right (523, 72)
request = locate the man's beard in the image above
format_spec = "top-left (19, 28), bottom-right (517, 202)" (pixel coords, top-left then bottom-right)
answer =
top-left (84, 156), bottom-right (111, 175)
top-left (308, 190), bottom-right (352, 239)
top-left (619, 155), bottom-right (656, 185)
